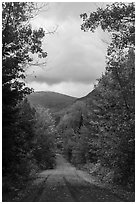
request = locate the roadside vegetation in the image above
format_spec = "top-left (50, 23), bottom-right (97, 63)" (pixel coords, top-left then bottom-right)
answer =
top-left (57, 2), bottom-right (135, 193)
top-left (2, 3), bottom-right (56, 201)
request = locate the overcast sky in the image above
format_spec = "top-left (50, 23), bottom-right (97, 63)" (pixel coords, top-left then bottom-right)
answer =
top-left (26, 2), bottom-right (111, 98)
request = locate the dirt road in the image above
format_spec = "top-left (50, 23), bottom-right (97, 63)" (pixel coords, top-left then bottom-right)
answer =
top-left (22, 154), bottom-right (123, 202)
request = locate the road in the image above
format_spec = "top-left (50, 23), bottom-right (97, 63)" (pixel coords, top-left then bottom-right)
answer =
top-left (22, 154), bottom-right (123, 202)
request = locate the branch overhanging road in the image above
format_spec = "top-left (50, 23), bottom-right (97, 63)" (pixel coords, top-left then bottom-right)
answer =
top-left (22, 154), bottom-right (124, 202)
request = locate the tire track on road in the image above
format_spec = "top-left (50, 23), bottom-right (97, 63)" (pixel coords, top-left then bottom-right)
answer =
top-left (22, 175), bottom-right (50, 202)
top-left (33, 175), bottom-right (50, 202)
top-left (63, 176), bottom-right (80, 202)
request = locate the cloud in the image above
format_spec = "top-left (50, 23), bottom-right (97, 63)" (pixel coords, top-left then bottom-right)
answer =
top-left (32, 2), bottom-right (98, 24)
top-left (28, 16), bottom-right (107, 85)
top-left (27, 2), bottom-right (110, 96)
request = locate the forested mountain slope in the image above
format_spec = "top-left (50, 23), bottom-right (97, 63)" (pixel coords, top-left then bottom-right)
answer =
top-left (27, 91), bottom-right (77, 112)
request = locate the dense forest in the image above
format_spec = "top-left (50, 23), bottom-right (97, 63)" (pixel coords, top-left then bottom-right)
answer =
top-left (2, 2), bottom-right (135, 201)
top-left (57, 2), bottom-right (135, 189)
top-left (2, 3), bottom-right (56, 200)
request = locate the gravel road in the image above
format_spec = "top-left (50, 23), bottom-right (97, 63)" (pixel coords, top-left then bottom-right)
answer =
top-left (22, 154), bottom-right (123, 202)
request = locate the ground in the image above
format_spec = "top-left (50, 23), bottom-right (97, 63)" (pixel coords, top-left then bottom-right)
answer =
top-left (18, 154), bottom-right (127, 202)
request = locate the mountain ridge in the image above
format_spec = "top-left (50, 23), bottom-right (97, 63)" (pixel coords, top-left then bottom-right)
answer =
top-left (27, 91), bottom-right (77, 112)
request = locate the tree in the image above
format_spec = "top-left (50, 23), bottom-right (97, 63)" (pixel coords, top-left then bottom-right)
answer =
top-left (2, 2), bottom-right (47, 107)
top-left (57, 100), bottom-right (99, 166)
top-left (33, 106), bottom-right (56, 169)
top-left (2, 98), bottom-right (37, 201)
top-left (14, 99), bottom-right (36, 176)
top-left (2, 2), bottom-right (46, 175)
top-left (95, 51), bottom-right (135, 184)
top-left (80, 2), bottom-right (135, 186)
top-left (81, 2), bottom-right (135, 47)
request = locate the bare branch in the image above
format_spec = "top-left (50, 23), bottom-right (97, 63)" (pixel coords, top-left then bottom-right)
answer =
top-left (45, 25), bottom-right (59, 35)
top-left (101, 38), bottom-right (110, 45)
top-left (28, 61), bottom-right (47, 67)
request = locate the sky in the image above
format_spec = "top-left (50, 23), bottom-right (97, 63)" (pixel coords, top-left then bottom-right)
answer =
top-left (26, 2), bottom-right (111, 98)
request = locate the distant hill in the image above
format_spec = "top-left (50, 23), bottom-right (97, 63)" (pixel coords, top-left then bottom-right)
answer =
top-left (27, 91), bottom-right (77, 112)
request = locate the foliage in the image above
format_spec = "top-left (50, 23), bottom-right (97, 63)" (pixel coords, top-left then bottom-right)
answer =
top-left (80, 2), bottom-right (135, 186)
top-left (3, 101), bottom-right (56, 201)
top-left (2, 99), bottom-right (37, 201)
top-left (2, 2), bottom-right (47, 175)
top-left (2, 2), bottom-right (47, 101)
top-left (2, 3), bottom-right (50, 201)
top-left (93, 50), bottom-right (135, 185)
top-left (81, 2), bottom-right (135, 48)
top-left (57, 101), bottom-right (99, 165)
top-left (33, 106), bottom-right (56, 169)
top-left (58, 101), bottom-right (85, 132)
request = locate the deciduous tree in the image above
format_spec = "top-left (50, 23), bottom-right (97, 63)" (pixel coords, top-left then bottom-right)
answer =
top-left (80, 2), bottom-right (135, 186)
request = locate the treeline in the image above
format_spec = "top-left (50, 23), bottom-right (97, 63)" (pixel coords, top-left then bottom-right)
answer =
top-left (57, 101), bottom-right (99, 165)
top-left (2, 3), bottom-right (55, 201)
top-left (57, 2), bottom-right (135, 189)
top-left (3, 99), bottom-right (56, 201)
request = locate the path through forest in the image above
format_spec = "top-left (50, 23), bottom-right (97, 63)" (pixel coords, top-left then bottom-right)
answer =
top-left (22, 154), bottom-right (123, 202)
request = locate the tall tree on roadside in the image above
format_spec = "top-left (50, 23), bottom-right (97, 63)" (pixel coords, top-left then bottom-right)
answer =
top-left (80, 2), bottom-right (135, 185)
top-left (2, 2), bottom-right (47, 175)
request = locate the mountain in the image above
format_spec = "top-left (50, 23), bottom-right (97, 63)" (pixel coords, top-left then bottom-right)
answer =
top-left (27, 91), bottom-right (77, 112)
